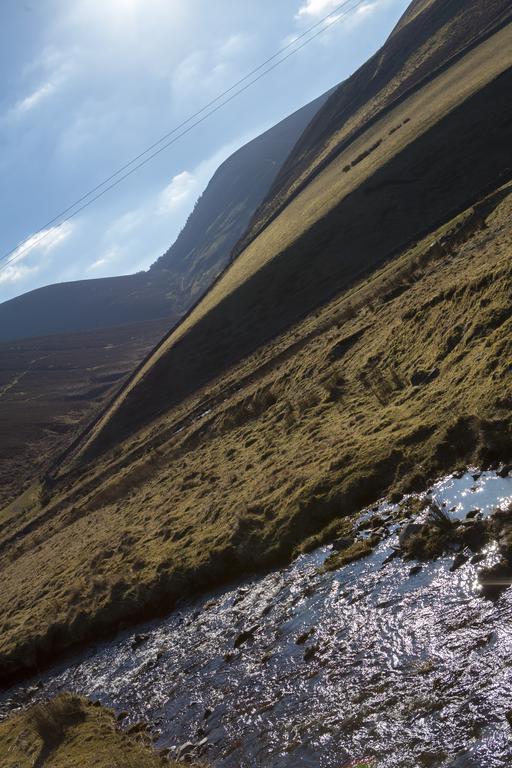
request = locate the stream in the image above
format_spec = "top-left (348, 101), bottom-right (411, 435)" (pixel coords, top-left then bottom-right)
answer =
top-left (2, 469), bottom-right (512, 767)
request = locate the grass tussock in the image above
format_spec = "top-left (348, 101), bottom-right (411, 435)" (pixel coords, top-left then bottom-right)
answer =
top-left (321, 538), bottom-right (378, 572)
top-left (0, 694), bottom-right (183, 768)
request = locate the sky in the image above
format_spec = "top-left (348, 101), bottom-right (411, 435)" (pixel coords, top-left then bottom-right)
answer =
top-left (0, 0), bottom-right (411, 304)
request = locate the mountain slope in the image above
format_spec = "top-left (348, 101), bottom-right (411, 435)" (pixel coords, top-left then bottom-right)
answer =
top-left (0, 318), bottom-right (169, 508)
top-left (72, 0), bottom-right (512, 462)
top-left (0, 93), bottom-right (329, 343)
top-left (235, 0), bottom-right (512, 254)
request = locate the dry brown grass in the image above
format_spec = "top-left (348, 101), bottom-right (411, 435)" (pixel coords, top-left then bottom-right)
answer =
top-left (0, 182), bottom-right (510, 684)
top-left (0, 694), bottom-right (181, 767)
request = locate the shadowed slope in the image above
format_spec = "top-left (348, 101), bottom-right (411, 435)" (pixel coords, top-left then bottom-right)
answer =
top-left (74, 12), bottom-right (512, 463)
top-left (237, 0), bottom-right (512, 252)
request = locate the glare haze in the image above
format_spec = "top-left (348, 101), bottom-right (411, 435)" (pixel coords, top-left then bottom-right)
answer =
top-left (0, 0), bottom-right (410, 302)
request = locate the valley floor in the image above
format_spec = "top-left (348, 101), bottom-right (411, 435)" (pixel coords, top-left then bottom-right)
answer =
top-left (0, 319), bottom-right (168, 508)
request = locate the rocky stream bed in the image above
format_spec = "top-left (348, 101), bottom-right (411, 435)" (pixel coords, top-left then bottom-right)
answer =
top-left (1, 468), bottom-right (512, 767)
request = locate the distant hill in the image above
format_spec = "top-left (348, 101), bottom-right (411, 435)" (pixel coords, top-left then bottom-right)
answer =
top-left (0, 318), bottom-right (169, 508)
top-left (0, 92), bottom-right (329, 343)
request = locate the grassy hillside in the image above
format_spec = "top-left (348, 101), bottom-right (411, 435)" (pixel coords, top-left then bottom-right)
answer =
top-left (0, 94), bottom-right (328, 343)
top-left (0, 181), bottom-right (509, 684)
top-left (75, 14), bottom-right (512, 460)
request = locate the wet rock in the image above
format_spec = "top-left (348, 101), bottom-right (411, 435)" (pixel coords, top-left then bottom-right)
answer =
top-left (232, 587), bottom-right (249, 606)
top-left (470, 553), bottom-right (485, 565)
top-left (233, 625), bottom-right (257, 648)
top-left (381, 548), bottom-right (400, 565)
top-left (465, 509), bottom-right (481, 519)
top-left (398, 522), bottom-right (423, 548)
top-left (497, 463), bottom-right (512, 478)
top-left (409, 565), bottom-right (422, 576)
top-left (131, 633), bottom-right (149, 649)
top-left (303, 642), bottom-right (320, 662)
top-left (478, 559), bottom-right (512, 599)
top-left (126, 721), bottom-right (148, 735)
top-left (117, 710), bottom-right (129, 722)
top-left (449, 552), bottom-right (469, 572)
top-left (331, 537), bottom-right (354, 551)
top-left (459, 519), bottom-right (488, 551)
top-left (175, 741), bottom-right (197, 761)
top-left (296, 628), bottom-right (315, 645)
top-left (203, 708), bottom-right (212, 720)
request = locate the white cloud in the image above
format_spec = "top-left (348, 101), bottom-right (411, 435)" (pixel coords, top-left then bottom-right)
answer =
top-left (87, 245), bottom-right (120, 272)
top-left (296, 0), bottom-right (341, 18)
top-left (105, 209), bottom-right (145, 238)
top-left (14, 81), bottom-right (58, 114)
top-left (170, 33), bottom-right (254, 107)
top-left (296, 0), bottom-right (383, 24)
top-left (0, 222), bottom-right (74, 285)
top-left (8, 47), bottom-right (75, 120)
top-left (159, 171), bottom-right (197, 213)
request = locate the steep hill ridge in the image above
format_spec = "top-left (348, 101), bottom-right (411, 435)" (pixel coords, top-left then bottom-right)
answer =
top-left (70, 0), bottom-right (512, 463)
top-left (0, 92), bottom-right (328, 342)
top-left (236, 0), bottom-right (512, 254)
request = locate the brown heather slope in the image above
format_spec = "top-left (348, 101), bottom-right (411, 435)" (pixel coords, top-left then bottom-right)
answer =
top-left (0, 319), bottom-right (169, 508)
top-left (74, 13), bottom-right (512, 461)
top-left (0, 181), bottom-right (510, 684)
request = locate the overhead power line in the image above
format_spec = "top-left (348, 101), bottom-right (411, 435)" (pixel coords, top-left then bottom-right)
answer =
top-left (0, 0), bottom-right (367, 276)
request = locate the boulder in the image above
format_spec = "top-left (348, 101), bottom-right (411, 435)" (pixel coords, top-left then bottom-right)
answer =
top-left (331, 537), bottom-right (354, 551)
top-left (478, 559), bottom-right (512, 599)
